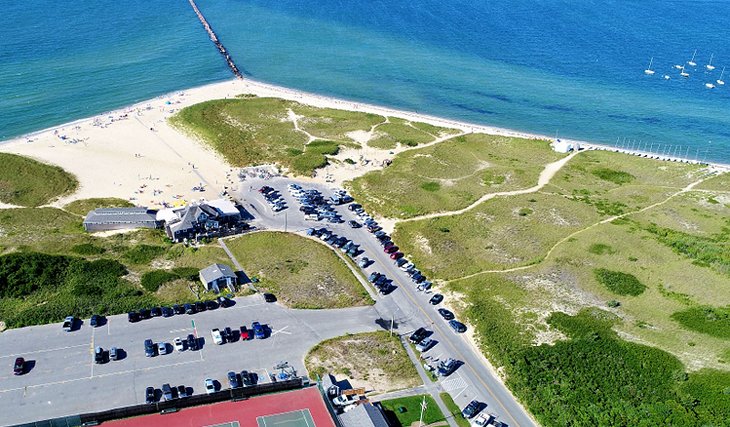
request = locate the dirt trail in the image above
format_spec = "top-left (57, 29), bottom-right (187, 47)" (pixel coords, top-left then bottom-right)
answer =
top-left (399, 151), bottom-right (579, 224)
top-left (448, 174), bottom-right (714, 283)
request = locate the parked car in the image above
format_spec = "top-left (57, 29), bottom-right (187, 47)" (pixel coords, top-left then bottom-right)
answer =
top-left (240, 326), bottom-right (251, 341)
top-left (173, 304), bottom-right (184, 315)
top-left (162, 383), bottom-right (174, 401)
top-left (161, 307), bottom-right (173, 317)
top-left (437, 358), bottom-right (458, 376)
top-left (90, 314), bottom-right (101, 327)
top-left (390, 252), bottom-right (404, 260)
top-left (13, 357), bottom-right (25, 375)
top-left (204, 378), bottom-right (216, 394)
top-left (223, 327), bottom-right (234, 342)
top-left (383, 241), bottom-right (395, 250)
top-left (416, 337), bottom-right (436, 352)
top-left (462, 400), bottom-right (481, 419)
top-left (186, 334), bottom-right (198, 351)
top-left (157, 342), bottom-right (168, 355)
top-left (368, 272), bottom-right (381, 282)
top-left (438, 308), bottom-right (455, 320)
top-left (429, 294), bottom-right (444, 305)
top-left (348, 220), bottom-right (361, 228)
top-left (194, 301), bottom-right (206, 312)
top-left (205, 300), bottom-right (219, 310)
top-left (252, 322), bottom-right (266, 339)
top-left (94, 346), bottom-right (105, 364)
top-left (184, 303), bottom-right (195, 315)
top-left (212, 328), bottom-right (224, 345)
top-left (358, 257), bottom-right (371, 268)
top-left (174, 337), bottom-right (184, 352)
top-left (177, 385), bottom-right (189, 398)
top-left (449, 320), bottom-right (467, 333)
top-left (127, 311), bottom-right (140, 323)
top-left (409, 327), bottom-right (429, 344)
top-left (150, 307), bottom-right (162, 317)
top-left (348, 203), bottom-right (362, 211)
top-left (145, 386), bottom-right (156, 404)
top-left (263, 293), bottom-right (277, 303)
top-left (62, 316), bottom-right (75, 332)
top-left (144, 339), bottom-right (156, 357)
top-left (228, 371), bottom-right (241, 389)
top-left (217, 296), bottom-right (232, 308)
top-left (110, 347), bottom-right (119, 361)
top-left (472, 413), bottom-right (495, 426)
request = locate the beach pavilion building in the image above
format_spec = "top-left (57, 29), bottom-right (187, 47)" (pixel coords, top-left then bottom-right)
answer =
top-left (199, 263), bottom-right (238, 293)
top-left (83, 207), bottom-right (160, 232)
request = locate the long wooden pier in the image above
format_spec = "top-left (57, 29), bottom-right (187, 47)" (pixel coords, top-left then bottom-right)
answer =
top-left (188, 0), bottom-right (243, 79)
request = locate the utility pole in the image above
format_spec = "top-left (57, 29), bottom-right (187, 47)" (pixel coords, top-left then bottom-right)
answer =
top-left (419, 395), bottom-right (427, 427)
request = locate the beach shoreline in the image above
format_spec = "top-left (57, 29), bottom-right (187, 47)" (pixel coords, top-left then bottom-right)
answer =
top-left (1, 77), bottom-right (726, 211)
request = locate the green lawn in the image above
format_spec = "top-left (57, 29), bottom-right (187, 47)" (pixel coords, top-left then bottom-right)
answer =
top-left (379, 395), bottom-right (445, 427)
top-left (0, 153), bottom-right (78, 207)
top-left (349, 133), bottom-right (564, 219)
top-left (225, 231), bottom-right (372, 308)
top-left (438, 393), bottom-right (471, 427)
top-left (306, 331), bottom-right (419, 393)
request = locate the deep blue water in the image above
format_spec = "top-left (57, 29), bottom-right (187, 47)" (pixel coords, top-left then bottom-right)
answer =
top-left (2, 0), bottom-right (729, 163)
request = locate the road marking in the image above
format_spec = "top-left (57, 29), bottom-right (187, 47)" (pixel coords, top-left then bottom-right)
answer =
top-left (90, 327), bottom-right (96, 378)
top-left (441, 376), bottom-right (468, 393)
top-left (107, 319), bottom-right (111, 336)
top-left (169, 328), bottom-right (192, 333)
top-left (269, 326), bottom-right (291, 336)
top-left (0, 343), bottom-right (87, 359)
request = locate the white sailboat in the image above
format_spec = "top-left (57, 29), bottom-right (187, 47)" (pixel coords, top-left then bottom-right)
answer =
top-left (644, 57), bottom-right (655, 75)
top-left (663, 74), bottom-right (671, 80)
top-left (706, 53), bottom-right (715, 71)
top-left (705, 82), bottom-right (715, 89)
top-left (674, 64), bottom-right (683, 70)
top-left (688, 49), bottom-right (697, 67)
top-left (680, 65), bottom-right (690, 78)
top-left (717, 67), bottom-right (726, 86)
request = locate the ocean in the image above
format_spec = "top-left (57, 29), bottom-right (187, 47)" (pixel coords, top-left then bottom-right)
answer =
top-left (2, 0), bottom-right (729, 163)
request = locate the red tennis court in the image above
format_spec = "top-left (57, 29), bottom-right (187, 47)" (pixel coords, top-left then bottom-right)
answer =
top-left (104, 387), bottom-right (335, 427)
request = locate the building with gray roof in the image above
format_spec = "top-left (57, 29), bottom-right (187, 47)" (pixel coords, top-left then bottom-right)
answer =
top-left (199, 263), bottom-right (237, 293)
top-left (339, 403), bottom-right (389, 427)
top-left (83, 207), bottom-right (160, 232)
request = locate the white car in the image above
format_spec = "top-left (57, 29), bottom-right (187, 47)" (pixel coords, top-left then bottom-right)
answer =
top-left (174, 337), bottom-right (184, 352)
top-left (472, 413), bottom-right (495, 426)
top-left (212, 328), bottom-right (224, 345)
top-left (157, 342), bottom-right (168, 355)
top-left (416, 337), bottom-right (436, 352)
top-left (204, 378), bottom-right (216, 394)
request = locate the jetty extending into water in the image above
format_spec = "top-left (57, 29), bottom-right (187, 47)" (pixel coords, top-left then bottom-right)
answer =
top-left (188, 0), bottom-right (243, 79)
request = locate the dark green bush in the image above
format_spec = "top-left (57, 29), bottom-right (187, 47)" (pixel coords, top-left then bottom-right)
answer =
top-left (591, 167), bottom-right (635, 185)
top-left (594, 268), bottom-right (646, 296)
top-left (671, 306), bottom-right (730, 339)
top-left (141, 270), bottom-right (178, 292)
top-left (123, 244), bottom-right (165, 264)
top-left (71, 243), bottom-right (106, 255)
top-left (0, 252), bottom-right (71, 298)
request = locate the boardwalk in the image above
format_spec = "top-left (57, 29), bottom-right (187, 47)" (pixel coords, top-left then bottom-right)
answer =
top-left (188, 0), bottom-right (243, 78)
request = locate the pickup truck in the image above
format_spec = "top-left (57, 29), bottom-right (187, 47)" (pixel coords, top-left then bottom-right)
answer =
top-left (252, 322), bottom-right (265, 339)
top-left (62, 316), bottom-right (75, 332)
top-left (211, 328), bottom-right (224, 345)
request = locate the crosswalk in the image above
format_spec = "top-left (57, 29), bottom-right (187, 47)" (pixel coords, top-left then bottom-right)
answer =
top-left (441, 376), bottom-right (468, 392)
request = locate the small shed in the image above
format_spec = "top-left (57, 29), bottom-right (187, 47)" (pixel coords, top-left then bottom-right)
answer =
top-left (199, 263), bottom-right (237, 293)
top-left (339, 403), bottom-right (389, 427)
top-left (551, 139), bottom-right (574, 153)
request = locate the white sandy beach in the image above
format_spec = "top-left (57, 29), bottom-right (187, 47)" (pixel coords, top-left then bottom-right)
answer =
top-left (1, 77), bottom-right (725, 210)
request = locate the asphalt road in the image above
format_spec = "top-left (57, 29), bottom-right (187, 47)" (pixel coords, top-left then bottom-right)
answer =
top-left (0, 295), bottom-right (379, 426)
top-left (239, 177), bottom-right (537, 427)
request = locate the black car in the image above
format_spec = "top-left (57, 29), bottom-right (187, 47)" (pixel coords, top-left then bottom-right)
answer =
top-left (241, 370), bottom-right (256, 386)
top-left (223, 327), bottom-right (233, 342)
top-left (429, 294), bottom-right (444, 305)
top-left (409, 327), bottom-right (429, 344)
top-left (348, 220), bottom-right (361, 228)
top-left (127, 311), bottom-right (140, 323)
top-left (150, 307), bottom-right (162, 317)
top-left (449, 320), bottom-right (467, 333)
top-left (184, 303), bottom-right (195, 315)
top-left (217, 296), bottom-right (232, 308)
top-left (195, 301), bottom-right (207, 312)
top-left (205, 300), bottom-right (219, 310)
top-left (437, 308), bottom-right (455, 320)
top-left (90, 314), bottom-right (100, 327)
top-left (462, 400), bottom-right (481, 419)
top-left (161, 307), bottom-right (173, 317)
top-left (173, 304), bottom-right (185, 315)
top-left (145, 386), bottom-right (156, 404)
top-left (348, 203), bottom-right (362, 211)
top-left (437, 358), bottom-right (458, 376)
top-left (263, 293), bottom-right (277, 303)
top-left (228, 371), bottom-right (241, 389)
top-left (186, 334), bottom-right (198, 351)
top-left (13, 357), bottom-right (25, 375)
top-left (94, 346), bottom-right (106, 364)
top-left (144, 339), bottom-right (156, 357)
top-left (162, 383), bottom-right (174, 401)
top-left (177, 385), bottom-right (189, 398)
top-left (139, 308), bottom-right (151, 320)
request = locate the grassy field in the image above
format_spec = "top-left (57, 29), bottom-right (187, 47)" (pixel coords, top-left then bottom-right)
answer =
top-left (694, 171), bottom-right (730, 191)
top-left (350, 134), bottom-right (564, 218)
top-left (64, 198), bottom-right (134, 216)
top-left (439, 393), bottom-right (471, 427)
top-left (393, 192), bottom-right (603, 279)
top-left (170, 96), bottom-right (457, 176)
top-left (225, 232), bottom-right (371, 309)
top-left (379, 395), bottom-right (445, 426)
top-left (367, 117), bottom-right (459, 150)
top-left (0, 153), bottom-right (78, 207)
top-left (305, 331), bottom-right (419, 393)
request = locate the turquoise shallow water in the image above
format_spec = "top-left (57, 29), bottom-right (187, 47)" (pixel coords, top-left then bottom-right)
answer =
top-left (2, 0), bottom-right (729, 163)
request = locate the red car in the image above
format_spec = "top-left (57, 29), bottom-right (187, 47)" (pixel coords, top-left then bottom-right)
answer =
top-left (385, 246), bottom-right (399, 254)
top-left (13, 357), bottom-right (25, 375)
top-left (390, 252), bottom-right (404, 260)
top-left (240, 326), bottom-right (251, 341)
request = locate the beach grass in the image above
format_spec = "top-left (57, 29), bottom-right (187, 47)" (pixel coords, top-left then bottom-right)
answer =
top-left (0, 153), bottom-right (78, 207)
top-left (349, 134), bottom-right (565, 219)
top-left (694, 171), bottom-right (730, 191)
top-left (225, 231), bottom-right (372, 308)
top-left (305, 331), bottom-right (419, 393)
top-left (63, 197), bottom-right (134, 216)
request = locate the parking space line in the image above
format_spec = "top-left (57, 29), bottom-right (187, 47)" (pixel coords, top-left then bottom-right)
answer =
top-left (0, 343), bottom-right (87, 359)
top-left (269, 326), bottom-right (291, 336)
top-left (107, 319), bottom-right (111, 336)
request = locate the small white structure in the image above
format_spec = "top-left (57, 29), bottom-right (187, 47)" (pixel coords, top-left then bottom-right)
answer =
top-left (551, 139), bottom-right (579, 153)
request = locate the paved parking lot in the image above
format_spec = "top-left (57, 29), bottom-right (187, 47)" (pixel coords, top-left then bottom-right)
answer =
top-left (0, 295), bottom-right (379, 426)
top-left (239, 178), bottom-right (536, 427)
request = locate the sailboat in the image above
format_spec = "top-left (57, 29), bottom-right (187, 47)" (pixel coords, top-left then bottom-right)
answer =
top-left (644, 57), bottom-right (655, 75)
top-left (680, 65), bottom-right (690, 78)
top-left (706, 54), bottom-right (715, 71)
top-left (663, 74), bottom-right (671, 80)
top-left (705, 82), bottom-right (715, 89)
top-left (717, 67), bottom-right (726, 85)
top-left (674, 64), bottom-right (683, 70)
top-left (688, 49), bottom-right (697, 67)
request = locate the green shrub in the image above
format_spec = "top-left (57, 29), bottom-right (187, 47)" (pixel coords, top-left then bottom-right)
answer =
top-left (71, 243), bottom-right (106, 255)
top-left (420, 182), bottom-right (440, 192)
top-left (588, 243), bottom-right (615, 255)
top-left (123, 244), bottom-right (165, 264)
top-left (591, 167), bottom-right (635, 185)
top-left (594, 268), bottom-right (646, 296)
top-left (644, 223), bottom-right (730, 277)
top-left (671, 306), bottom-right (730, 339)
top-left (0, 252), bottom-right (71, 298)
top-left (141, 270), bottom-right (178, 292)
top-left (307, 140), bottom-right (340, 156)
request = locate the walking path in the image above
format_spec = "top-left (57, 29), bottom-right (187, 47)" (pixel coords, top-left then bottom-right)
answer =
top-left (399, 151), bottom-right (579, 223)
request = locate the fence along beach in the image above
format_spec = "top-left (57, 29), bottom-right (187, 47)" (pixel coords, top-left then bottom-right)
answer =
top-left (188, 0), bottom-right (243, 79)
